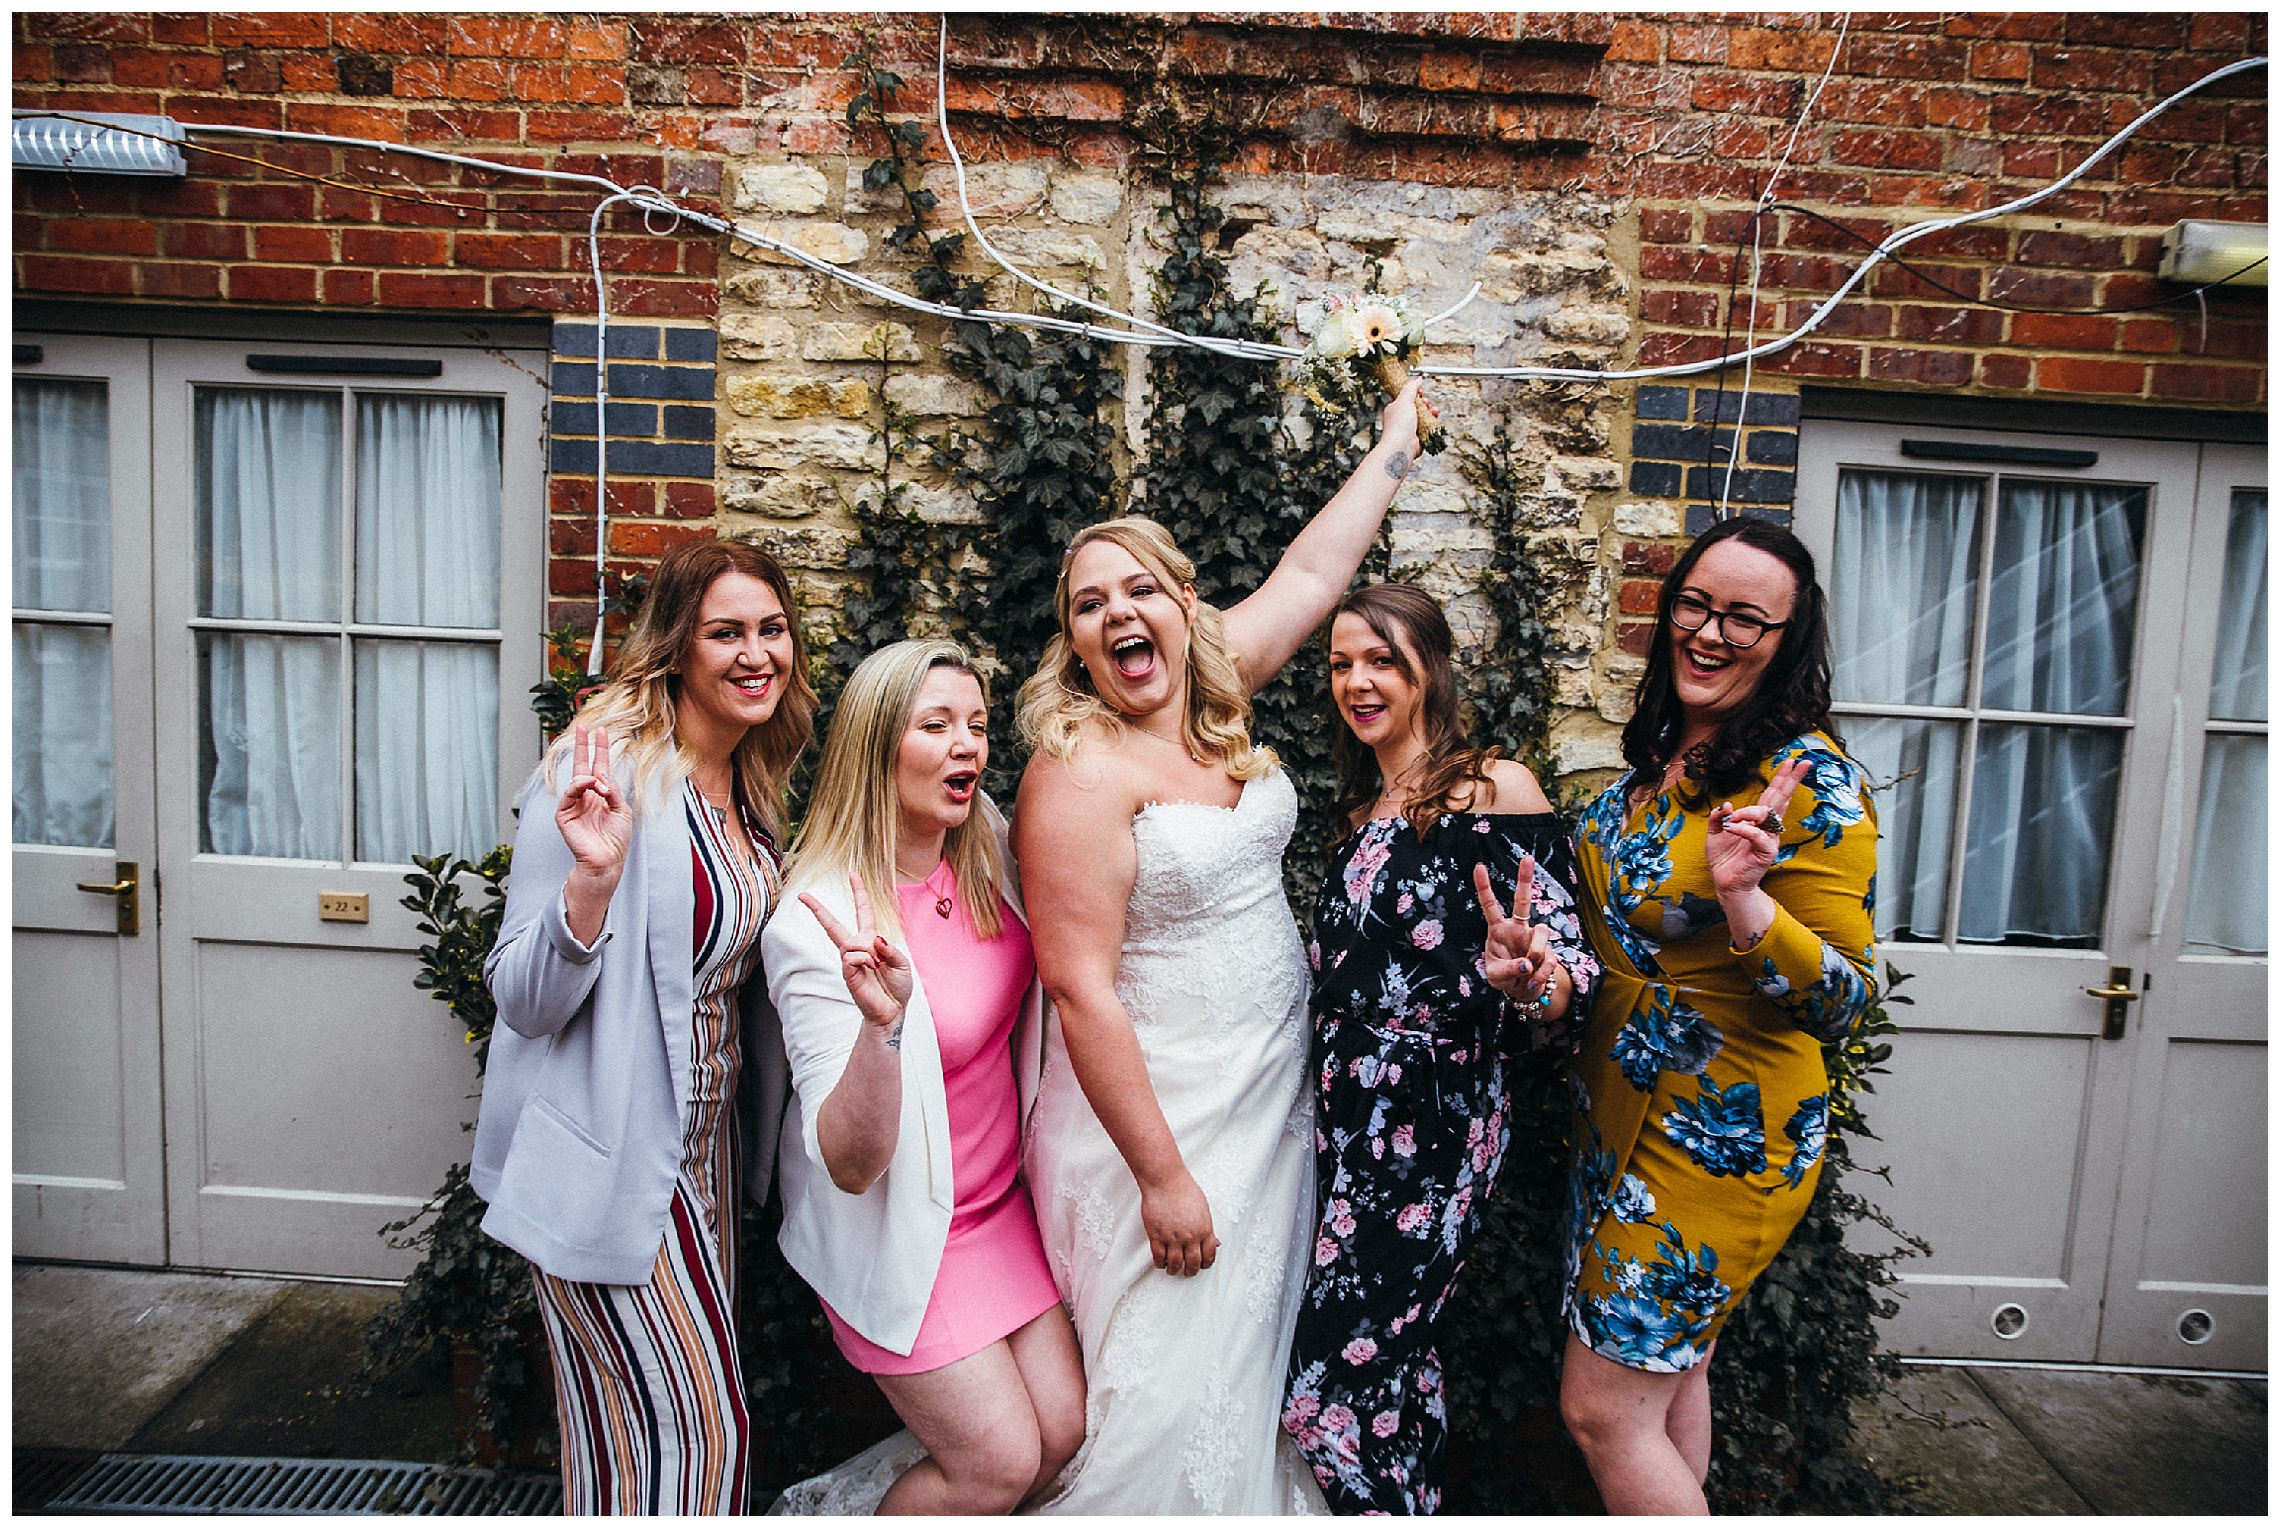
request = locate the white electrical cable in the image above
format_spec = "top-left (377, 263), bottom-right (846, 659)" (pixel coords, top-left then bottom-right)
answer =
top-left (22, 49), bottom-right (2261, 387)
top-left (1425, 53), bottom-right (2268, 380)
top-left (1717, 12), bottom-right (1849, 517)
top-left (19, 47), bottom-right (2256, 663)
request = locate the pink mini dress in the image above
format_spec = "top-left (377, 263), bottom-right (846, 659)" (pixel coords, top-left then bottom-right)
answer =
top-left (822, 863), bottom-right (1063, 1374)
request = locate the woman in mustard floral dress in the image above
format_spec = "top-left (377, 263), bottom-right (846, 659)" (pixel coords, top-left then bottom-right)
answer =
top-left (1559, 517), bottom-right (1878, 1514)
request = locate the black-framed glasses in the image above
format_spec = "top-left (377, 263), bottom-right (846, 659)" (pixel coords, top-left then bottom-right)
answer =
top-left (1667, 592), bottom-right (1788, 649)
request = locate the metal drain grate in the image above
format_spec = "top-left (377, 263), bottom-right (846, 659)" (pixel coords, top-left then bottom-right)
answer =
top-left (44, 1455), bottom-right (561, 1515)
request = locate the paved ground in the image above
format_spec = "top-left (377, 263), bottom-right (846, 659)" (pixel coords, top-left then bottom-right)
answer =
top-left (14, 1261), bottom-right (2270, 1514)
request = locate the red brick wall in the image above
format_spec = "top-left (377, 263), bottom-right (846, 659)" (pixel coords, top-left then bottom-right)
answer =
top-left (14, 12), bottom-right (2269, 670)
top-left (1606, 13), bottom-right (2267, 410)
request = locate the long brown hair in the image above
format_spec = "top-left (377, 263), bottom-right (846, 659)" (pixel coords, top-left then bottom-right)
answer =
top-left (541, 537), bottom-right (818, 839)
top-left (1327, 583), bottom-right (1500, 838)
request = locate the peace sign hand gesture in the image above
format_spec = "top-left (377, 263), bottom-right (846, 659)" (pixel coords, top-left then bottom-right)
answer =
top-left (556, 722), bottom-right (633, 879)
top-left (1474, 857), bottom-right (1558, 1009)
top-left (1706, 757), bottom-right (1809, 901)
top-left (800, 873), bottom-right (913, 1032)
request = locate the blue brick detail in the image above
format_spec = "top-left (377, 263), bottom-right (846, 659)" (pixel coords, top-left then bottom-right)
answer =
top-left (552, 438), bottom-right (598, 474)
top-left (552, 322), bottom-right (597, 358)
top-left (551, 360), bottom-right (597, 395)
top-left (662, 405), bottom-right (716, 442)
top-left (604, 401), bottom-right (658, 435)
top-left (1637, 384), bottom-right (1691, 420)
top-left (606, 440), bottom-right (715, 478)
top-left (1633, 422), bottom-right (1733, 462)
top-left (603, 326), bottom-right (659, 360)
top-left (1688, 502), bottom-right (1794, 535)
top-left (1694, 390), bottom-right (1801, 426)
top-left (665, 327), bottom-right (718, 362)
top-left (1629, 461), bottom-right (1684, 496)
top-left (552, 401), bottom-right (597, 435)
top-left (1747, 430), bottom-right (1799, 466)
top-left (607, 363), bottom-right (715, 401)
top-left (1685, 466), bottom-right (1796, 503)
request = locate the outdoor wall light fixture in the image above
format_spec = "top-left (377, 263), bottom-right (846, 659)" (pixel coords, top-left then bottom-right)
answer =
top-left (12, 112), bottom-right (186, 177)
top-left (2157, 219), bottom-right (2268, 287)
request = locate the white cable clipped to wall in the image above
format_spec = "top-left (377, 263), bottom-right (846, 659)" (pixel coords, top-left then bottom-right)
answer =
top-left (18, 46), bottom-right (2260, 653)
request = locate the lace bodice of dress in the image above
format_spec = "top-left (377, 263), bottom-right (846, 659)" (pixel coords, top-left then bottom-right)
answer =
top-left (1118, 770), bottom-right (1309, 1046)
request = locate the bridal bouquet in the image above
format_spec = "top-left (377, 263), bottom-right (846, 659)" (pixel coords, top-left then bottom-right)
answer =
top-left (1298, 290), bottom-right (1446, 454)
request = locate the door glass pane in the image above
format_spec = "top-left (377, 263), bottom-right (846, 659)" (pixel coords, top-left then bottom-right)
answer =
top-left (1981, 479), bottom-right (2146, 716)
top-left (1830, 468), bottom-right (1981, 706)
top-left (2184, 488), bottom-right (2268, 955)
top-left (354, 640), bottom-right (498, 864)
top-left (1844, 717), bottom-right (1960, 942)
top-left (1959, 723), bottom-right (2122, 946)
top-left (13, 378), bottom-right (111, 612)
top-left (2205, 489), bottom-right (2267, 723)
top-left (2183, 736), bottom-right (2266, 956)
top-left (199, 631), bottom-right (340, 859)
top-left (13, 624), bottom-right (113, 847)
top-left (196, 388), bottom-right (341, 621)
top-left (355, 394), bottom-right (503, 629)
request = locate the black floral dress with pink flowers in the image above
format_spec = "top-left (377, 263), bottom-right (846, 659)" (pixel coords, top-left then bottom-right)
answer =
top-left (1282, 811), bottom-right (1597, 1516)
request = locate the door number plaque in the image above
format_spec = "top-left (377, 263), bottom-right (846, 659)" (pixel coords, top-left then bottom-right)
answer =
top-left (318, 892), bottom-right (370, 923)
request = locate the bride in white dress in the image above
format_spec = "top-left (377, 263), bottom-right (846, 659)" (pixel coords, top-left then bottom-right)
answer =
top-left (1011, 384), bottom-right (1434, 1514)
top-left (768, 383), bottom-right (1430, 1516)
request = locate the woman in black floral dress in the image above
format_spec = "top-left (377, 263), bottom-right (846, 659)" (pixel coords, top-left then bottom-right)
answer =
top-left (1281, 585), bottom-right (1599, 1515)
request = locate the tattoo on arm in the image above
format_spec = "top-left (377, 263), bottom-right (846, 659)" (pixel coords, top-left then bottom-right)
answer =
top-left (1383, 450), bottom-right (1412, 482)
top-left (884, 1020), bottom-right (904, 1051)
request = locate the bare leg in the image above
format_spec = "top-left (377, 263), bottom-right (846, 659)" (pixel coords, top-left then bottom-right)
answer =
top-left (873, 1342), bottom-right (1042, 1515)
top-left (1559, 1332), bottom-right (1709, 1515)
top-left (1002, 1303), bottom-right (1087, 1504)
top-left (1667, 1340), bottom-right (1715, 1485)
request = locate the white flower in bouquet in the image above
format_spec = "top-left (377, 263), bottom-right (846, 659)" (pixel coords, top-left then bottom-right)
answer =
top-left (1297, 288), bottom-right (1444, 453)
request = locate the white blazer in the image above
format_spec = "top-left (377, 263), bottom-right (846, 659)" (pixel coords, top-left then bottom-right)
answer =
top-left (766, 807), bottom-right (1046, 1356)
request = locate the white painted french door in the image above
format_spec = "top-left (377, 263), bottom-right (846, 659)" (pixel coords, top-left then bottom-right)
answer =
top-left (13, 330), bottom-right (545, 1278)
top-left (13, 334), bottom-right (165, 1265)
top-left (1798, 422), bottom-right (2266, 1370)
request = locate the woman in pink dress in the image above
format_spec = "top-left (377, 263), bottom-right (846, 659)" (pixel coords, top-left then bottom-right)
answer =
top-left (765, 638), bottom-right (1083, 1513)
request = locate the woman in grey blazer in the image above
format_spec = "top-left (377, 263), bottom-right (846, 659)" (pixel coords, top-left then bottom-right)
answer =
top-left (471, 538), bottom-right (817, 1516)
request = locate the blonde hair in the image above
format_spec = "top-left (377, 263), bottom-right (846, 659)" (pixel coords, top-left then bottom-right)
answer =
top-left (537, 538), bottom-right (818, 841)
top-left (1015, 517), bottom-right (1275, 779)
top-left (786, 639), bottom-right (1007, 941)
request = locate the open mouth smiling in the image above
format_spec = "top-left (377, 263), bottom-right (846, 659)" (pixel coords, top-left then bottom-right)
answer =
top-left (1110, 634), bottom-right (1157, 679)
top-left (943, 770), bottom-right (977, 804)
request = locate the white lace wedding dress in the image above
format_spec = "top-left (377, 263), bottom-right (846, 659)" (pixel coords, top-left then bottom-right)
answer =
top-left (769, 770), bottom-right (1326, 1516)
top-left (1024, 770), bottom-right (1326, 1515)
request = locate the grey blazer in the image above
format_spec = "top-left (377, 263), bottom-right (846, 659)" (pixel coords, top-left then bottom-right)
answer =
top-left (470, 759), bottom-right (789, 1286)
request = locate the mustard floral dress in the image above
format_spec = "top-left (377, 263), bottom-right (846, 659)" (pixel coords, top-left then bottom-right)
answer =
top-left (1565, 731), bottom-right (1877, 1373)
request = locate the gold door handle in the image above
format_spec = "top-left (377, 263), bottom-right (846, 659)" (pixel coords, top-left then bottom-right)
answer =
top-left (2084, 966), bottom-right (2137, 1040)
top-left (75, 860), bottom-right (140, 936)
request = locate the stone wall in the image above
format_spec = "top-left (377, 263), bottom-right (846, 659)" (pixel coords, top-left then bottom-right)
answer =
top-left (14, 10), bottom-right (2268, 785)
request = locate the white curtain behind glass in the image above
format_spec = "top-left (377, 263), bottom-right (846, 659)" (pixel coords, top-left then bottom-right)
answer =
top-left (352, 394), bottom-right (502, 863)
top-left (196, 389), bottom-right (342, 858)
top-left (1829, 470), bottom-right (1980, 939)
top-left (12, 378), bottom-right (115, 847)
top-left (14, 379), bottom-right (111, 611)
top-left (2184, 489), bottom-right (2267, 954)
top-left (1961, 480), bottom-right (2144, 943)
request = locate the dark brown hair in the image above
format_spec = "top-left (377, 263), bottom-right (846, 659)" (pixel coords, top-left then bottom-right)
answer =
top-left (1618, 515), bottom-right (1838, 802)
top-left (546, 537), bottom-right (818, 837)
top-left (1327, 583), bottom-right (1502, 838)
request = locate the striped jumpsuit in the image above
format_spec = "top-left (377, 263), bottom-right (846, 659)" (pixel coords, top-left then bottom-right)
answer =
top-left (533, 782), bottom-right (772, 1515)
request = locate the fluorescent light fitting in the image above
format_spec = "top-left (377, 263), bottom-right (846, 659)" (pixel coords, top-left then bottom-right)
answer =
top-left (2157, 220), bottom-right (2268, 287)
top-left (12, 112), bottom-right (186, 177)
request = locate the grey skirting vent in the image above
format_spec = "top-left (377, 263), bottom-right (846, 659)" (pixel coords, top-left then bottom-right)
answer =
top-left (42, 1454), bottom-right (561, 1515)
